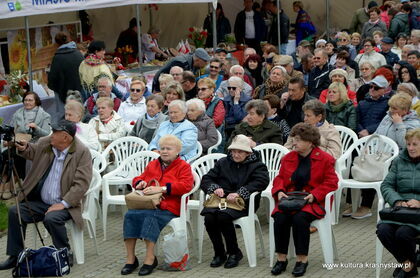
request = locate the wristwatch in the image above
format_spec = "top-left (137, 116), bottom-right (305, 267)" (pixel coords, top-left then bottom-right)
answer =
top-left (161, 186), bottom-right (167, 193)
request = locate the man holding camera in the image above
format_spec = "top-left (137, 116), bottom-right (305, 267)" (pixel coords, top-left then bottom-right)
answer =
top-left (0, 120), bottom-right (92, 270)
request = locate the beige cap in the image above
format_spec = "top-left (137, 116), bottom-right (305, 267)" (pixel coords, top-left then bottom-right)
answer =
top-left (227, 134), bottom-right (253, 153)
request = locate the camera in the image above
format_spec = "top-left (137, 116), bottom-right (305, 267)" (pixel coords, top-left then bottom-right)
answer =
top-left (0, 125), bottom-right (15, 142)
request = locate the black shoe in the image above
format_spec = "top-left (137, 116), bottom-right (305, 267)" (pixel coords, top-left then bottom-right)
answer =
top-left (292, 261), bottom-right (308, 277)
top-left (271, 260), bottom-right (288, 275)
top-left (0, 256), bottom-right (17, 270)
top-left (224, 250), bottom-right (243, 269)
top-left (138, 257), bottom-right (158, 276)
top-left (393, 267), bottom-right (402, 277)
top-left (210, 255), bottom-right (227, 267)
top-left (121, 257), bottom-right (139, 275)
top-left (396, 267), bottom-right (418, 278)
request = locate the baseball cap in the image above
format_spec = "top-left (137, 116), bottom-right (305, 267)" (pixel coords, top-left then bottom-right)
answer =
top-left (369, 75), bottom-right (388, 88)
top-left (381, 37), bottom-right (394, 44)
top-left (215, 48), bottom-right (228, 54)
top-left (51, 120), bottom-right (77, 137)
top-left (277, 55), bottom-right (293, 65)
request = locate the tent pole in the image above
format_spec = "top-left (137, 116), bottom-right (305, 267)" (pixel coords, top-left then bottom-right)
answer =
top-left (277, 0), bottom-right (281, 53)
top-left (24, 16), bottom-right (33, 91)
top-left (212, 3), bottom-right (217, 50)
top-left (136, 4), bottom-right (142, 66)
top-left (326, 0), bottom-right (330, 40)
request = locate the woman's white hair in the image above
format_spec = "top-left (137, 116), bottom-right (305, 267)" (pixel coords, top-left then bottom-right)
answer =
top-left (228, 76), bottom-right (244, 89)
top-left (97, 77), bottom-right (112, 87)
top-left (229, 65), bottom-right (244, 75)
top-left (168, 99), bottom-right (187, 113)
top-left (270, 65), bottom-right (287, 76)
top-left (186, 98), bottom-right (206, 112)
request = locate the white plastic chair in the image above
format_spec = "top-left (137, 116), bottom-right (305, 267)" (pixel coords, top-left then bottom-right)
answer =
top-left (335, 125), bottom-right (358, 156)
top-left (207, 130), bottom-right (222, 154)
top-left (101, 151), bottom-right (159, 240)
top-left (32, 170), bottom-right (102, 264)
top-left (335, 135), bottom-right (399, 224)
top-left (190, 153), bottom-right (227, 263)
top-left (253, 143), bottom-right (289, 266)
top-left (186, 142), bottom-right (203, 164)
top-left (90, 149), bottom-right (107, 174)
top-left (269, 191), bottom-right (339, 269)
top-left (101, 136), bottom-right (149, 173)
top-left (191, 153), bottom-right (265, 267)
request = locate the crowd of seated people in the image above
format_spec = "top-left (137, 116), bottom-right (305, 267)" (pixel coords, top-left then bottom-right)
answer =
top-left (1, 1), bottom-right (419, 277)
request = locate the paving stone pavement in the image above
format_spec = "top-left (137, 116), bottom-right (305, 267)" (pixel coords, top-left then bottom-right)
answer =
top-left (0, 200), bottom-right (398, 278)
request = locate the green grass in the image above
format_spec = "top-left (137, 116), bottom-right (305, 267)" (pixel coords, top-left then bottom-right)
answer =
top-left (0, 201), bottom-right (8, 232)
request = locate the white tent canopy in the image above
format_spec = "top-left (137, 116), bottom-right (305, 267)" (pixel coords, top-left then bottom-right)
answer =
top-left (0, 0), bottom-right (217, 19)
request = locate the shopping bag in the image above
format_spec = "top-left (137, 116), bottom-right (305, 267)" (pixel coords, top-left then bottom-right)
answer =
top-left (160, 230), bottom-right (190, 271)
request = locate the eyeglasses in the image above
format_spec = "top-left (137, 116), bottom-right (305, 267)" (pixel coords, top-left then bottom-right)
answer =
top-left (171, 73), bottom-right (182, 76)
top-left (401, 70), bottom-right (409, 74)
top-left (233, 72), bottom-right (243, 75)
top-left (198, 87), bottom-right (208, 91)
top-left (227, 86), bottom-right (237, 91)
top-left (360, 67), bottom-right (370, 71)
top-left (313, 57), bottom-right (321, 60)
top-left (210, 65), bottom-right (219, 69)
top-left (370, 85), bottom-right (382, 90)
top-left (364, 44), bottom-right (372, 47)
top-left (130, 88), bottom-right (142, 93)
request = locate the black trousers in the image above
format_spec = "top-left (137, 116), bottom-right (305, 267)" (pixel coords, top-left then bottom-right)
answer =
top-left (7, 200), bottom-right (71, 256)
top-left (361, 189), bottom-right (376, 208)
top-left (273, 211), bottom-right (317, 256)
top-left (377, 223), bottom-right (420, 263)
top-left (204, 211), bottom-right (239, 256)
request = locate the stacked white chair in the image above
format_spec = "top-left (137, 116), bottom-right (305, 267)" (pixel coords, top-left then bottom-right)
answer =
top-left (90, 149), bottom-right (107, 174)
top-left (253, 143), bottom-right (289, 266)
top-left (101, 151), bottom-right (159, 240)
top-left (335, 135), bottom-right (399, 223)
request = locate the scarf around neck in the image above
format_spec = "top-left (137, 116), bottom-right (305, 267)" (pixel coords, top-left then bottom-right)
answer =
top-left (84, 54), bottom-right (105, 66)
top-left (264, 78), bottom-right (288, 96)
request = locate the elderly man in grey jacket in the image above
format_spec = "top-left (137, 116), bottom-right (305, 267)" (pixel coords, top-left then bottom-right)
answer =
top-left (0, 120), bottom-right (92, 271)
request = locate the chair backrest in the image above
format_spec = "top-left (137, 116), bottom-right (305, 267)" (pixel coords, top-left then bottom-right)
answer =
top-left (207, 130), bottom-right (222, 154)
top-left (336, 134), bottom-right (399, 179)
top-left (190, 153), bottom-right (227, 179)
top-left (335, 125), bottom-right (358, 155)
top-left (116, 151), bottom-right (160, 180)
top-left (102, 136), bottom-right (149, 168)
top-left (90, 149), bottom-right (107, 173)
top-left (83, 169), bottom-right (101, 216)
top-left (254, 143), bottom-right (290, 183)
top-left (187, 142), bottom-right (203, 164)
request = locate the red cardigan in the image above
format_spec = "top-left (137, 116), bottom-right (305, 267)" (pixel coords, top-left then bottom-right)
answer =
top-left (132, 157), bottom-right (194, 216)
top-left (271, 147), bottom-right (338, 219)
top-left (319, 87), bottom-right (358, 106)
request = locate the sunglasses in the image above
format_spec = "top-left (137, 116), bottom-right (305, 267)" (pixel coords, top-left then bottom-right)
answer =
top-left (210, 65), bottom-right (219, 69)
top-left (130, 88), bottom-right (142, 93)
top-left (227, 86), bottom-right (237, 91)
top-left (337, 39), bottom-right (347, 42)
top-left (313, 57), bottom-right (321, 60)
top-left (370, 85), bottom-right (382, 90)
top-left (198, 87), bottom-right (208, 91)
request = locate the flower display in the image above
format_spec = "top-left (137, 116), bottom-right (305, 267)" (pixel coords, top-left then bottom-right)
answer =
top-left (5, 70), bottom-right (27, 103)
top-left (187, 27), bottom-right (208, 49)
top-left (116, 45), bottom-right (135, 66)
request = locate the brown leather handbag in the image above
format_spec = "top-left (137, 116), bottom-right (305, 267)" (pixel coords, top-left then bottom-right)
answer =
top-left (125, 179), bottom-right (163, 210)
top-left (203, 193), bottom-right (245, 211)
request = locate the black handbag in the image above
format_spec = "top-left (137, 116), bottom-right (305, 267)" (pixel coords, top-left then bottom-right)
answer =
top-left (379, 206), bottom-right (420, 224)
top-left (278, 191), bottom-right (309, 212)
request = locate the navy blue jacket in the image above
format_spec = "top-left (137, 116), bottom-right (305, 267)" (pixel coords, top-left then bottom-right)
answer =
top-left (234, 10), bottom-right (267, 44)
top-left (308, 63), bottom-right (333, 98)
top-left (224, 92), bottom-right (251, 129)
top-left (357, 95), bottom-right (390, 133)
top-left (381, 51), bottom-right (400, 67)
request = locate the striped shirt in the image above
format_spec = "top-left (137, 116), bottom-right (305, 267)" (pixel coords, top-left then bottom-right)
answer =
top-left (41, 147), bottom-right (70, 207)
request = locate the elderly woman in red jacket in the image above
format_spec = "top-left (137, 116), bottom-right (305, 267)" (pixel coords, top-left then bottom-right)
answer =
top-left (270, 123), bottom-right (338, 277)
top-left (121, 134), bottom-right (193, 276)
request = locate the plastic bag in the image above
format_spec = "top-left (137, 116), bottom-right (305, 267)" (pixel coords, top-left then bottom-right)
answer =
top-left (160, 230), bottom-right (190, 271)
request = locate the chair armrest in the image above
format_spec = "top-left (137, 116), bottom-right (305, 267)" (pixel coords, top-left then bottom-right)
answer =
top-left (247, 191), bottom-right (260, 216)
